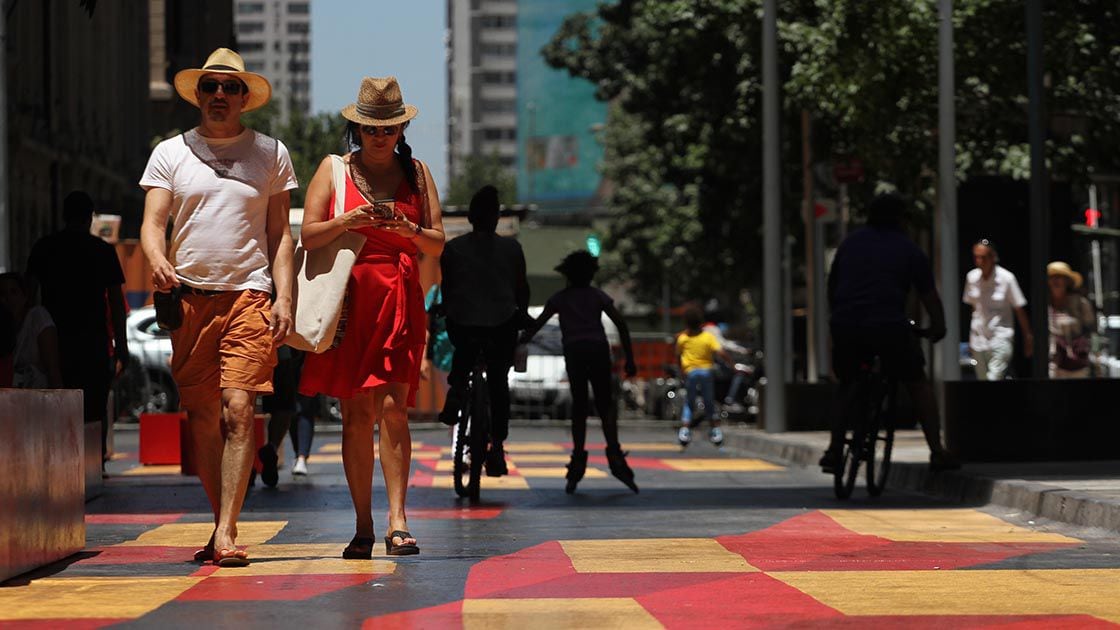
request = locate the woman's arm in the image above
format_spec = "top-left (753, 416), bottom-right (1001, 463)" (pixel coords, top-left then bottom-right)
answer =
top-left (604, 302), bottom-right (636, 376)
top-left (520, 303), bottom-right (557, 344)
top-left (299, 156), bottom-right (381, 251)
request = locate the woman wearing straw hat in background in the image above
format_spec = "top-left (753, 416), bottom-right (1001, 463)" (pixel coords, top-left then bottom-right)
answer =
top-left (1047, 261), bottom-right (1096, 379)
top-left (298, 77), bottom-right (444, 557)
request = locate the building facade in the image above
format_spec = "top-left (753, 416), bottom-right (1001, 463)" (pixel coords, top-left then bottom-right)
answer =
top-left (233, 0), bottom-right (311, 122)
top-left (446, 0), bottom-right (520, 183)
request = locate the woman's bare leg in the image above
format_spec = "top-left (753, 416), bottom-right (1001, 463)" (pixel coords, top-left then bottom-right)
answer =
top-left (341, 392), bottom-right (377, 538)
top-left (375, 383), bottom-right (416, 546)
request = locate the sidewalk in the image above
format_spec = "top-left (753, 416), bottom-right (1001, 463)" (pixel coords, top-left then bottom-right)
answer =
top-left (722, 426), bottom-right (1120, 533)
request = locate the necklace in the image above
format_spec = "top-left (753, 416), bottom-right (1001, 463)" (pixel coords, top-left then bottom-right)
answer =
top-left (349, 154), bottom-right (401, 219)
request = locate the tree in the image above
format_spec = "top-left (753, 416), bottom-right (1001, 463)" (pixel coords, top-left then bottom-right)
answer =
top-left (444, 154), bottom-right (518, 207)
top-left (244, 106), bottom-right (348, 208)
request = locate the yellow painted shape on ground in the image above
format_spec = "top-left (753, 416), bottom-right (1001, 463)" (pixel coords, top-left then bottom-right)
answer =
top-left (462, 597), bottom-right (661, 630)
top-left (771, 569), bottom-right (1120, 623)
top-left (120, 464), bottom-right (182, 476)
top-left (211, 555), bottom-right (397, 576)
top-left (317, 443), bottom-right (342, 453)
top-left (304, 453), bottom-right (344, 465)
top-left (511, 454), bottom-right (572, 464)
top-left (517, 467), bottom-right (608, 479)
top-left (426, 474), bottom-right (530, 490)
top-left (0, 577), bottom-right (202, 620)
top-left (823, 508), bottom-right (1080, 543)
top-left (117, 521), bottom-right (288, 546)
top-left (246, 543), bottom-right (351, 559)
top-left (560, 538), bottom-right (757, 573)
top-left (503, 442), bottom-right (566, 453)
top-left (433, 460), bottom-right (519, 473)
top-left (662, 458), bottom-right (784, 472)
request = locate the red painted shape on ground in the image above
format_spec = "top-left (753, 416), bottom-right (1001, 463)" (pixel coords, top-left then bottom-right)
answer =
top-left (637, 572), bottom-right (842, 628)
top-left (718, 511), bottom-right (1072, 572)
top-left (464, 541), bottom-right (575, 599)
top-left (411, 507), bottom-right (504, 520)
top-left (476, 571), bottom-right (760, 600)
top-left (177, 573), bottom-right (381, 601)
top-left (0, 620), bottom-right (129, 629)
top-left (409, 470), bottom-right (435, 487)
top-left (748, 614), bottom-right (1118, 629)
top-left (84, 513), bottom-right (184, 525)
top-left (362, 601), bottom-right (462, 629)
top-left (76, 546), bottom-right (199, 565)
top-left (588, 454), bottom-right (674, 471)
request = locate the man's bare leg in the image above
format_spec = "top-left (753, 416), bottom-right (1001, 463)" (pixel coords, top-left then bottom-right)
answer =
top-left (188, 401), bottom-right (223, 528)
top-left (341, 392), bottom-right (377, 539)
top-left (377, 383), bottom-right (416, 548)
top-left (213, 388), bottom-right (257, 552)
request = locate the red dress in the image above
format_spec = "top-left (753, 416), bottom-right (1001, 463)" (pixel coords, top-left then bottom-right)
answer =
top-left (299, 165), bottom-right (427, 404)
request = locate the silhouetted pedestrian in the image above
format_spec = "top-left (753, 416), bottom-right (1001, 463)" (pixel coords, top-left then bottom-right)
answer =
top-left (0, 272), bottom-right (63, 388)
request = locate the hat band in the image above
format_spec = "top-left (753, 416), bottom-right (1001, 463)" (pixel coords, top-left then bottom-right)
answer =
top-left (204, 64), bottom-right (242, 72)
top-left (356, 102), bottom-right (406, 119)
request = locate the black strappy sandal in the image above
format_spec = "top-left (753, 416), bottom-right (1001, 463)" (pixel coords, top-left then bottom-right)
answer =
top-left (384, 530), bottom-right (420, 556)
top-left (342, 535), bottom-right (376, 559)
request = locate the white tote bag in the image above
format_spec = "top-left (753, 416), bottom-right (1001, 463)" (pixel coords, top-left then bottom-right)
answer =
top-left (285, 155), bottom-right (367, 353)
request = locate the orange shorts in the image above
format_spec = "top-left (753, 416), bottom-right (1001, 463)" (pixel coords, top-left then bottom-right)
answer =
top-left (169, 289), bottom-right (277, 411)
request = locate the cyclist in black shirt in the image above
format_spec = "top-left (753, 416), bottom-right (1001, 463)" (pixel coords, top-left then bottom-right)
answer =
top-left (820, 193), bottom-right (959, 473)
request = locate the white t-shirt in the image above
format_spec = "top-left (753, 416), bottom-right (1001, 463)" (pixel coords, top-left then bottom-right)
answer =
top-left (963, 265), bottom-right (1027, 352)
top-left (139, 128), bottom-right (299, 292)
top-left (13, 306), bottom-right (54, 388)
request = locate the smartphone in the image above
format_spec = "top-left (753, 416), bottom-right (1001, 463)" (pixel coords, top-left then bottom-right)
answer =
top-left (366, 198), bottom-right (397, 220)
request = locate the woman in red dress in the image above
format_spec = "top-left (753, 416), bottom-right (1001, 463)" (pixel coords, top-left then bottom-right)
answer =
top-left (298, 77), bottom-right (444, 557)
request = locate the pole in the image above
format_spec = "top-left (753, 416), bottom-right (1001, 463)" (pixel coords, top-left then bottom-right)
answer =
top-left (0, 5), bottom-right (9, 272)
top-left (937, 0), bottom-right (960, 381)
top-left (1089, 185), bottom-right (1104, 319)
top-left (1026, 0), bottom-right (1050, 377)
top-left (801, 110), bottom-right (817, 383)
top-left (762, 0), bottom-right (785, 431)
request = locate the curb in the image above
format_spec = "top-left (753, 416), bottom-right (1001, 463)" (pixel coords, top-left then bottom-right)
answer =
top-left (722, 428), bottom-right (1120, 534)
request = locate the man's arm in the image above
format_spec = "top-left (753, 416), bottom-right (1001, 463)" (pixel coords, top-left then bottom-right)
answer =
top-left (919, 289), bottom-right (947, 342)
top-left (519, 302), bottom-right (557, 344)
top-left (108, 285), bottom-right (129, 374)
top-left (140, 188), bottom-right (180, 291)
top-left (514, 245), bottom-right (529, 327)
top-left (266, 189), bottom-right (295, 343)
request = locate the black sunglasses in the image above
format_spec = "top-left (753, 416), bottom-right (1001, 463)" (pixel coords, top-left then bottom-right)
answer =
top-left (360, 125), bottom-right (400, 137)
top-left (198, 79), bottom-right (247, 95)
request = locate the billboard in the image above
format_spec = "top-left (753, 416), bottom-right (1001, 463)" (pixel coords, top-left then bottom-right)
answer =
top-left (517, 0), bottom-right (607, 209)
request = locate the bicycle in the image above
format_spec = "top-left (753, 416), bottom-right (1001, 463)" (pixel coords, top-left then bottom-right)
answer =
top-left (833, 326), bottom-right (930, 499)
top-left (451, 360), bottom-right (490, 503)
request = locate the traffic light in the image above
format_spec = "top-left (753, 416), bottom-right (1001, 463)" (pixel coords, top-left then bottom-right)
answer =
top-left (586, 233), bottom-right (601, 257)
top-left (1085, 207), bottom-right (1101, 228)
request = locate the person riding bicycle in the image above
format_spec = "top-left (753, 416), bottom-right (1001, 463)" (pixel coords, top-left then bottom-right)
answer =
top-left (438, 185), bottom-right (529, 477)
top-left (819, 192), bottom-right (960, 474)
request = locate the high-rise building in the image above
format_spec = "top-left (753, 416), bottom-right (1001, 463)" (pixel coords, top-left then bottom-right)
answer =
top-left (233, 0), bottom-right (312, 121)
top-left (446, 0), bottom-right (520, 184)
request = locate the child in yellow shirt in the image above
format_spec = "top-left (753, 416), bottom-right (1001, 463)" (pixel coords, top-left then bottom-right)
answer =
top-left (676, 305), bottom-right (730, 447)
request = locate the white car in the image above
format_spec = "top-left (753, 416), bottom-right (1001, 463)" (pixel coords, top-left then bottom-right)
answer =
top-left (508, 306), bottom-right (620, 419)
top-left (115, 305), bottom-right (178, 417)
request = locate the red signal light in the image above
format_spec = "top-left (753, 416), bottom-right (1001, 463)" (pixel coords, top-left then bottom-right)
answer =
top-left (1085, 208), bottom-right (1101, 227)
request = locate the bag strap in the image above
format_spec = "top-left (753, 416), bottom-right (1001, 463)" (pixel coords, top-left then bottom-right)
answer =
top-left (414, 158), bottom-right (431, 229)
top-left (330, 154), bottom-right (346, 219)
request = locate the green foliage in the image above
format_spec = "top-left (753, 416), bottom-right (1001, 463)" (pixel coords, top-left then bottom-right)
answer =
top-left (244, 105), bottom-right (347, 208)
top-left (544, 0), bottom-right (1120, 308)
top-left (444, 154), bottom-right (518, 207)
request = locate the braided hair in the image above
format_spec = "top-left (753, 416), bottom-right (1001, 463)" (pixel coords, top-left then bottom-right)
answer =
top-left (343, 122), bottom-right (419, 194)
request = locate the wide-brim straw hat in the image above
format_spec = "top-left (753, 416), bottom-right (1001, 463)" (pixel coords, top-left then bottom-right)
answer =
top-left (173, 48), bottom-right (272, 113)
top-left (341, 76), bottom-right (419, 127)
top-left (1047, 261), bottom-right (1083, 289)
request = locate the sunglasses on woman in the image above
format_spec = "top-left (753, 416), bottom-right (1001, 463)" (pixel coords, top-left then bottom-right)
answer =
top-left (360, 125), bottom-right (400, 137)
top-left (198, 79), bottom-right (246, 95)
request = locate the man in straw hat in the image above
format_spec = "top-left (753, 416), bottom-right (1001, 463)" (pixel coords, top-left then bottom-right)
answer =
top-left (139, 48), bottom-right (298, 567)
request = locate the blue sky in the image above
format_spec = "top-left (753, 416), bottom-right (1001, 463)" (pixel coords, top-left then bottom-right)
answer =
top-left (312, 1), bottom-right (448, 189)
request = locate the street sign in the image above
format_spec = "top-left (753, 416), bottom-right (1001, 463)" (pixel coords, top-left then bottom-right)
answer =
top-left (832, 156), bottom-right (864, 184)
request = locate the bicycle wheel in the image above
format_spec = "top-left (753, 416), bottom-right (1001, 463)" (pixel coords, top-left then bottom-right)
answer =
top-left (466, 371), bottom-right (490, 503)
top-left (834, 381), bottom-right (869, 500)
top-left (452, 390), bottom-right (472, 499)
top-left (866, 382), bottom-right (896, 497)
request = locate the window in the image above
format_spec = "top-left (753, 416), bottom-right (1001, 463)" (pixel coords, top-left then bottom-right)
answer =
top-left (480, 43), bottom-right (516, 56)
top-left (481, 71), bottom-right (516, 85)
top-left (240, 41), bottom-right (265, 53)
top-left (483, 128), bottom-right (516, 140)
top-left (481, 99), bottom-right (515, 113)
top-left (288, 60), bottom-right (309, 73)
top-left (237, 21), bottom-right (264, 34)
top-left (246, 61), bottom-right (265, 72)
top-left (287, 2), bottom-right (309, 14)
top-left (287, 21), bottom-right (310, 34)
top-left (287, 41), bottom-right (309, 53)
top-left (290, 80), bottom-right (310, 92)
top-left (479, 15), bottom-right (515, 28)
top-left (238, 2), bottom-right (264, 14)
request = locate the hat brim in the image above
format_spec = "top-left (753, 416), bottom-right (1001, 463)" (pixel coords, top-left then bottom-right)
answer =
top-left (173, 68), bottom-right (272, 113)
top-left (340, 103), bottom-right (419, 127)
top-left (1048, 268), bottom-right (1084, 289)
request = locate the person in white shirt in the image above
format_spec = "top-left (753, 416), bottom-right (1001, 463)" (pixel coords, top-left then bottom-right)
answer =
top-left (139, 48), bottom-right (297, 568)
top-left (962, 239), bottom-right (1034, 380)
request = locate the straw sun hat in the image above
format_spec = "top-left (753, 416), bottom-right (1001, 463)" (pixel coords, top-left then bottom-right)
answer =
top-left (341, 77), bottom-right (419, 127)
top-left (173, 48), bottom-right (272, 112)
top-left (1047, 261), bottom-right (1083, 289)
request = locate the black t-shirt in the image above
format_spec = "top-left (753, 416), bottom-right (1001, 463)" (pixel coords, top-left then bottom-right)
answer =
top-left (829, 226), bottom-right (935, 327)
top-left (27, 230), bottom-right (125, 359)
